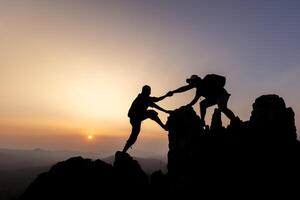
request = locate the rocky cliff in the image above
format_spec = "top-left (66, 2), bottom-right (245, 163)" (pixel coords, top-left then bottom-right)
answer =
top-left (165, 94), bottom-right (300, 197)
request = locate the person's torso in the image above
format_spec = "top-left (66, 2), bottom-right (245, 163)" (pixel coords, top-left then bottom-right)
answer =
top-left (128, 94), bottom-right (152, 118)
top-left (196, 83), bottom-right (227, 99)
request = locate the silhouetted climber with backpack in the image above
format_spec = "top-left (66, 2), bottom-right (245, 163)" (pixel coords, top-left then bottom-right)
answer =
top-left (169, 74), bottom-right (236, 125)
top-left (122, 85), bottom-right (172, 153)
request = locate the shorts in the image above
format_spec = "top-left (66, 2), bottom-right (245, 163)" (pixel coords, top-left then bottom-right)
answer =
top-left (130, 109), bottom-right (158, 124)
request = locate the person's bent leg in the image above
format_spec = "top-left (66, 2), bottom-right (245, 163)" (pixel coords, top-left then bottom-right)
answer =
top-left (200, 98), bottom-right (215, 123)
top-left (122, 120), bottom-right (141, 153)
top-left (220, 107), bottom-right (235, 121)
top-left (152, 115), bottom-right (168, 131)
top-left (147, 110), bottom-right (168, 131)
top-left (218, 94), bottom-right (236, 121)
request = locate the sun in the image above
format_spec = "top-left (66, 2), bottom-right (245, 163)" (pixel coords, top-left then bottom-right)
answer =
top-left (87, 135), bottom-right (93, 140)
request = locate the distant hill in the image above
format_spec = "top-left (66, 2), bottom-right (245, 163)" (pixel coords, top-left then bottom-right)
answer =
top-left (0, 166), bottom-right (50, 200)
top-left (20, 153), bottom-right (150, 200)
top-left (0, 148), bottom-right (83, 200)
top-left (0, 148), bottom-right (101, 171)
top-left (0, 148), bottom-right (166, 200)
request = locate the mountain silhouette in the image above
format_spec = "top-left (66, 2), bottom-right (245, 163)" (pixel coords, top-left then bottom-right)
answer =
top-left (20, 94), bottom-right (300, 199)
top-left (20, 152), bottom-right (148, 200)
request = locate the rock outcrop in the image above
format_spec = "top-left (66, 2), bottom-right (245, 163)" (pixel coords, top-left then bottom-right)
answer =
top-left (166, 106), bottom-right (203, 178)
top-left (165, 94), bottom-right (300, 197)
top-left (250, 94), bottom-right (297, 142)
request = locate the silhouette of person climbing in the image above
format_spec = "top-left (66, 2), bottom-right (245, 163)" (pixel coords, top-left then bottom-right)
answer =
top-left (169, 74), bottom-right (236, 125)
top-left (122, 85), bottom-right (172, 153)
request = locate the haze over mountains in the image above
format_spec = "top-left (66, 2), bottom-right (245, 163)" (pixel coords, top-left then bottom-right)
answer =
top-left (0, 148), bottom-right (166, 200)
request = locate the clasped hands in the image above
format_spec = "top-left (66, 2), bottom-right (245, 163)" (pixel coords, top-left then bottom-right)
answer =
top-left (164, 91), bottom-right (193, 114)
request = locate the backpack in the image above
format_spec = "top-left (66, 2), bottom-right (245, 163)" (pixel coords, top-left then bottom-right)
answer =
top-left (203, 74), bottom-right (226, 89)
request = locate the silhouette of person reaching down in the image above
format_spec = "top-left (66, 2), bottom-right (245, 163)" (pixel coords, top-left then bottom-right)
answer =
top-left (169, 74), bottom-right (236, 125)
top-left (122, 85), bottom-right (172, 153)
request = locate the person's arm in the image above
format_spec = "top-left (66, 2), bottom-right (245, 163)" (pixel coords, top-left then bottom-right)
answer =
top-left (151, 91), bottom-right (173, 102)
top-left (170, 84), bottom-right (194, 95)
top-left (186, 92), bottom-right (201, 107)
top-left (150, 102), bottom-right (170, 113)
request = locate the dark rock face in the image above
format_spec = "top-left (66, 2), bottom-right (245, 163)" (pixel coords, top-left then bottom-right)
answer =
top-left (166, 106), bottom-right (203, 177)
top-left (250, 94), bottom-right (297, 142)
top-left (113, 151), bottom-right (148, 197)
top-left (165, 95), bottom-right (300, 196)
top-left (20, 94), bottom-right (300, 198)
top-left (20, 152), bottom-right (148, 200)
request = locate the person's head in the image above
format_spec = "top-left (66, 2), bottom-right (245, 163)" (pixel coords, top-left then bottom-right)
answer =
top-left (141, 85), bottom-right (151, 96)
top-left (186, 74), bottom-right (201, 85)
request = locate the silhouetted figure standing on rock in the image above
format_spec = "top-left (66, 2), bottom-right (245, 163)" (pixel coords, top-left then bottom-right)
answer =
top-left (122, 85), bottom-right (172, 153)
top-left (169, 74), bottom-right (236, 125)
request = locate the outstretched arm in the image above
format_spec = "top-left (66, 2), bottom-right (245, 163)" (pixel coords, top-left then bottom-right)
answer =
top-left (151, 91), bottom-right (173, 102)
top-left (171, 84), bottom-right (194, 94)
top-left (186, 93), bottom-right (201, 107)
top-left (150, 103), bottom-right (170, 113)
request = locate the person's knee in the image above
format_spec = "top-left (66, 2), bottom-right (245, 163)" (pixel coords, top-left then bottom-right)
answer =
top-left (220, 107), bottom-right (235, 118)
top-left (149, 115), bottom-right (160, 122)
top-left (147, 110), bottom-right (158, 120)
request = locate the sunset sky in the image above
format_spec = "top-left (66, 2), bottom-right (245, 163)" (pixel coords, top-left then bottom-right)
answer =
top-left (0, 0), bottom-right (299, 157)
